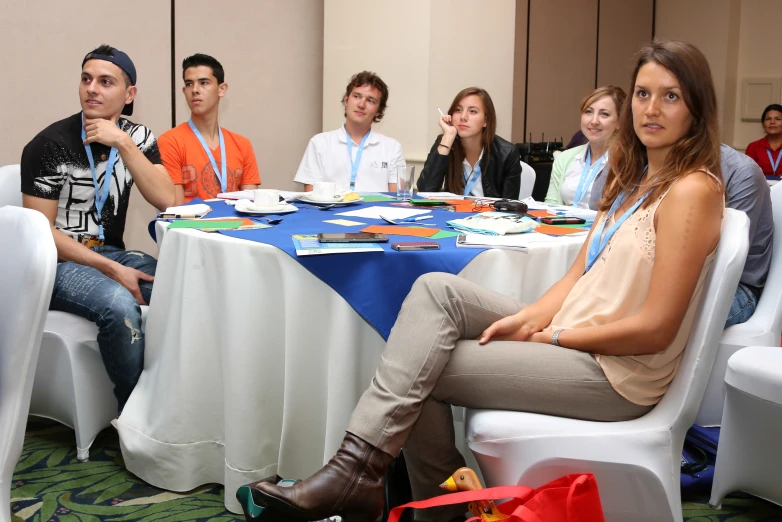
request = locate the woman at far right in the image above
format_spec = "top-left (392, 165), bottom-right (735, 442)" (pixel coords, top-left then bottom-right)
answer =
top-left (745, 103), bottom-right (782, 176)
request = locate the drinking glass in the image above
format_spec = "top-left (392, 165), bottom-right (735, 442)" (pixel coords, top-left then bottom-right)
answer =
top-left (396, 165), bottom-right (416, 201)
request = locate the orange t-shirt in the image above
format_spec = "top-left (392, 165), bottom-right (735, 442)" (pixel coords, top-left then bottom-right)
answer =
top-left (158, 122), bottom-right (262, 202)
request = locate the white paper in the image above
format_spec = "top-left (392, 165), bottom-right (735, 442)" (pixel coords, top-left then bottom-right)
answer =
top-left (417, 192), bottom-right (464, 200)
top-left (520, 197), bottom-right (550, 211)
top-left (547, 206), bottom-right (598, 221)
top-left (163, 203), bottom-right (211, 216)
top-left (459, 232), bottom-right (557, 250)
top-left (217, 190), bottom-right (254, 200)
top-left (335, 206), bottom-right (432, 219)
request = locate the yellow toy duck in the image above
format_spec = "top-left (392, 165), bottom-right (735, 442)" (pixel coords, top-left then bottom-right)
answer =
top-left (439, 467), bottom-right (509, 521)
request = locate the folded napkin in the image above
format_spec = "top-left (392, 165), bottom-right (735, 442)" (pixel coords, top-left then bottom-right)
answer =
top-left (446, 211), bottom-right (538, 236)
top-left (159, 203), bottom-right (211, 218)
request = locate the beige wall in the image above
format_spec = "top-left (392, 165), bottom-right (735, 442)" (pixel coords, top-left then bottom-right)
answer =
top-left (426, 0), bottom-right (516, 149)
top-left (596, 0), bottom-right (654, 91)
top-left (525, 0), bottom-right (598, 144)
top-left (175, 0), bottom-right (324, 190)
top-left (323, 0), bottom-right (516, 171)
top-left (323, 0), bottom-right (431, 163)
top-left (0, 0), bottom-right (171, 254)
top-left (731, 0), bottom-right (782, 149)
top-left (655, 0), bottom-right (742, 144)
top-left (0, 0), bottom-right (324, 253)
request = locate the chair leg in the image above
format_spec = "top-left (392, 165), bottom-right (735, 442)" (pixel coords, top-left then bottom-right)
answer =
top-left (76, 447), bottom-right (90, 462)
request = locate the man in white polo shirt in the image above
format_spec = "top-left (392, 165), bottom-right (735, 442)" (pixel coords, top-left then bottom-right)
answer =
top-left (294, 71), bottom-right (405, 193)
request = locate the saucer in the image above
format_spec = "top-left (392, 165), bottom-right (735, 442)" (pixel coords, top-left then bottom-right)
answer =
top-left (298, 194), bottom-right (364, 206)
top-left (235, 200), bottom-right (299, 215)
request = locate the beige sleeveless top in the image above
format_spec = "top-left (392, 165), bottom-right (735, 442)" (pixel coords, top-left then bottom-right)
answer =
top-left (548, 189), bottom-right (719, 406)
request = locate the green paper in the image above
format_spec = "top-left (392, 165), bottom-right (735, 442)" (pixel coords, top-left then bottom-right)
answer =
top-left (410, 199), bottom-right (448, 206)
top-left (552, 224), bottom-right (592, 229)
top-left (361, 195), bottom-right (396, 202)
top-left (430, 230), bottom-right (462, 239)
top-left (168, 220), bottom-right (243, 230)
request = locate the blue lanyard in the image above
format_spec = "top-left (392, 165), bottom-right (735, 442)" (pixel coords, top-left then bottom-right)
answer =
top-left (463, 162), bottom-right (482, 196)
top-left (346, 127), bottom-right (370, 190)
top-left (767, 149), bottom-right (782, 175)
top-left (584, 190), bottom-right (649, 273)
top-left (81, 112), bottom-right (119, 241)
top-left (188, 119), bottom-right (227, 193)
top-left (574, 147), bottom-right (606, 206)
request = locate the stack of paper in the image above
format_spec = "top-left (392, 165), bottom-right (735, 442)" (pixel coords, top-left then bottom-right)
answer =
top-left (446, 212), bottom-right (538, 236)
top-left (456, 233), bottom-right (555, 251)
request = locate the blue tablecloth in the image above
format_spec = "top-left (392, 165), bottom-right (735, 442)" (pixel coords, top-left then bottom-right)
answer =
top-left (155, 198), bottom-right (487, 339)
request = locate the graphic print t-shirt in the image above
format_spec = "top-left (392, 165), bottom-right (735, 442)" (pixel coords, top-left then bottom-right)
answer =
top-left (20, 112), bottom-right (162, 249)
top-left (157, 122), bottom-right (261, 202)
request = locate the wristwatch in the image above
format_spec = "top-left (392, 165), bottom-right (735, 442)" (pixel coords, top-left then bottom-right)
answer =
top-left (551, 328), bottom-right (566, 347)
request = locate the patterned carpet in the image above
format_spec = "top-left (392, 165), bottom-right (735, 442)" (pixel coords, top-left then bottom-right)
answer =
top-left (9, 418), bottom-right (782, 522)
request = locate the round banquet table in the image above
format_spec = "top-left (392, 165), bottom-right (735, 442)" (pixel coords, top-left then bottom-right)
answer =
top-left (117, 222), bottom-right (585, 512)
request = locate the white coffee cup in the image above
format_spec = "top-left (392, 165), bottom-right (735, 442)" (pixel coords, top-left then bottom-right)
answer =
top-left (312, 182), bottom-right (337, 200)
top-left (254, 189), bottom-right (280, 207)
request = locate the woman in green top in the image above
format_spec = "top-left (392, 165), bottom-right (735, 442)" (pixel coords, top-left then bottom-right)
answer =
top-left (545, 86), bottom-right (626, 209)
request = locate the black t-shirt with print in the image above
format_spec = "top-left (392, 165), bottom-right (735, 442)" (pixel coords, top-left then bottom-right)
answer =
top-left (20, 112), bottom-right (162, 249)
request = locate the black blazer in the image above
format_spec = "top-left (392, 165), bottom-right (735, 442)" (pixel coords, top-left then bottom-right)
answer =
top-left (416, 135), bottom-right (521, 199)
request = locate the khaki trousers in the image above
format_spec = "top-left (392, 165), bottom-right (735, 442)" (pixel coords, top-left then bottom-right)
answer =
top-left (348, 273), bottom-right (651, 521)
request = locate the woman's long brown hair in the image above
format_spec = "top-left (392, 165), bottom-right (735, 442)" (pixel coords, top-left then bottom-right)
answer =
top-left (445, 87), bottom-right (497, 194)
top-left (600, 40), bottom-right (723, 211)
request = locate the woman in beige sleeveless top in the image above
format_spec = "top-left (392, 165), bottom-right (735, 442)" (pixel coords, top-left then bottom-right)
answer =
top-left (248, 40), bottom-right (727, 522)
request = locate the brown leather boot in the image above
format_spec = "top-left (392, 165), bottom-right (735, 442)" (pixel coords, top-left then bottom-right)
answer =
top-left (253, 432), bottom-right (394, 521)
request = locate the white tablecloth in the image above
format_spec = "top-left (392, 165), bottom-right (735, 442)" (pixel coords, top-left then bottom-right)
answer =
top-left (117, 226), bottom-right (584, 512)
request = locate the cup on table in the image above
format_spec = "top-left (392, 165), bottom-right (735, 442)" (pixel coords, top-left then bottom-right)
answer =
top-left (396, 165), bottom-right (416, 201)
top-left (254, 189), bottom-right (280, 208)
top-left (313, 182), bottom-right (338, 200)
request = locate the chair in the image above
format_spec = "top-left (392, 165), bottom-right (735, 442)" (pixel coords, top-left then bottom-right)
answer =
top-left (0, 163), bottom-right (148, 461)
top-left (0, 207), bottom-right (57, 522)
top-left (519, 161), bottom-right (536, 200)
top-left (0, 165), bottom-right (22, 207)
top-left (710, 346), bottom-right (782, 508)
top-left (465, 208), bottom-right (749, 522)
top-left (696, 182), bottom-right (782, 426)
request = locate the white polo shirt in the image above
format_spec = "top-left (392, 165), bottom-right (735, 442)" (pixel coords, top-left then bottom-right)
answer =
top-left (294, 125), bottom-right (405, 192)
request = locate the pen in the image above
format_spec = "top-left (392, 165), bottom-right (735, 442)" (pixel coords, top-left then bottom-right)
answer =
top-left (437, 107), bottom-right (444, 117)
top-left (158, 214), bottom-right (201, 219)
top-left (399, 215), bottom-right (433, 223)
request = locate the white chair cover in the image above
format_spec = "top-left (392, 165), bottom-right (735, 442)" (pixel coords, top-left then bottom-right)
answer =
top-left (519, 161), bottom-right (536, 200)
top-left (697, 182), bottom-right (782, 426)
top-left (710, 345), bottom-right (782, 508)
top-left (465, 208), bottom-right (750, 522)
top-left (0, 207), bottom-right (57, 522)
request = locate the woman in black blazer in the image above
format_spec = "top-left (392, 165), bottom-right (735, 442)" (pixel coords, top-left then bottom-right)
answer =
top-left (416, 87), bottom-right (521, 199)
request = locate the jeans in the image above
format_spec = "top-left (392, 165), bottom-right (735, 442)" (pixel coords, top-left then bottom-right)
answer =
top-left (50, 246), bottom-right (157, 412)
top-left (725, 282), bottom-right (760, 328)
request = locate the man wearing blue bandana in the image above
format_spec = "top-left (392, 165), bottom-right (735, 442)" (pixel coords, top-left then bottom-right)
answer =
top-left (20, 44), bottom-right (175, 412)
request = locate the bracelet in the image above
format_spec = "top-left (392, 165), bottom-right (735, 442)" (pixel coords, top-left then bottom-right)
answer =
top-left (438, 143), bottom-right (451, 150)
top-left (551, 328), bottom-right (566, 347)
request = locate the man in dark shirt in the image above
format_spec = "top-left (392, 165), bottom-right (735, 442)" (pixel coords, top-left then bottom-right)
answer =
top-left (21, 45), bottom-right (175, 411)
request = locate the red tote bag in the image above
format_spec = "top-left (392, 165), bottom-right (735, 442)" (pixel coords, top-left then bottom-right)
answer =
top-left (387, 474), bottom-right (605, 522)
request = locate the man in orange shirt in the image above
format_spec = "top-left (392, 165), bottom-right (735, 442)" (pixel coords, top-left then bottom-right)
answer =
top-left (158, 54), bottom-right (261, 204)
